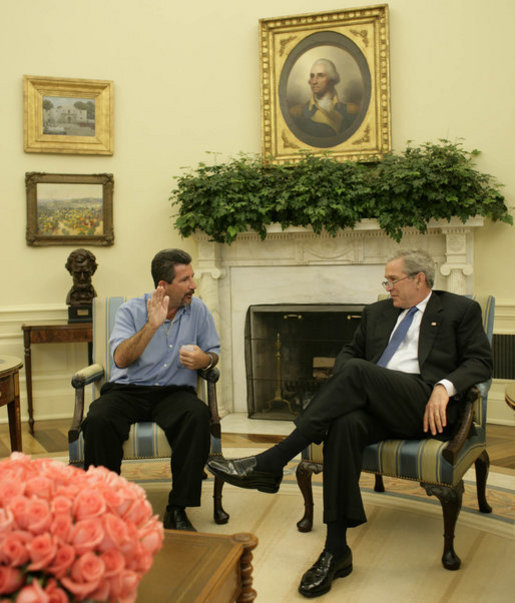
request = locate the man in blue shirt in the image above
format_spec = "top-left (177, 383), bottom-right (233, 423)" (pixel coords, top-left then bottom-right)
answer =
top-left (82, 249), bottom-right (220, 531)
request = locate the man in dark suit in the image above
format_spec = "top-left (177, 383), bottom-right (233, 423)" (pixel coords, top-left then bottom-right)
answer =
top-left (208, 249), bottom-right (492, 597)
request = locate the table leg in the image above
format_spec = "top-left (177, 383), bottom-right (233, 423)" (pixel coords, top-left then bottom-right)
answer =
top-left (233, 533), bottom-right (258, 603)
top-left (23, 330), bottom-right (35, 435)
top-left (7, 372), bottom-right (22, 451)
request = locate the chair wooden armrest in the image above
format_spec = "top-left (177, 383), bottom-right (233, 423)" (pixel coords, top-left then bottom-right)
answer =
top-left (441, 386), bottom-right (479, 465)
top-left (199, 368), bottom-right (221, 439)
top-left (69, 363), bottom-right (105, 443)
top-left (199, 367), bottom-right (220, 384)
top-left (71, 363), bottom-right (105, 388)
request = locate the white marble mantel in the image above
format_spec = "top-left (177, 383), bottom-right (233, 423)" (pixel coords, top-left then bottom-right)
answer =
top-left (194, 217), bottom-right (484, 414)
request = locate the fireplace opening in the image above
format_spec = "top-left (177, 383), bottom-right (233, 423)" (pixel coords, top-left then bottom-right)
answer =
top-left (245, 304), bottom-right (364, 420)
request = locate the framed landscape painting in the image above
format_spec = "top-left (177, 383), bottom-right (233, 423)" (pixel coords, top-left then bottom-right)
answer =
top-left (26, 172), bottom-right (114, 246)
top-left (23, 75), bottom-right (114, 155)
top-left (259, 5), bottom-right (391, 163)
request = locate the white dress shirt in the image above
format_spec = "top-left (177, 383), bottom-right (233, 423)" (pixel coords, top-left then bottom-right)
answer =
top-left (385, 292), bottom-right (456, 396)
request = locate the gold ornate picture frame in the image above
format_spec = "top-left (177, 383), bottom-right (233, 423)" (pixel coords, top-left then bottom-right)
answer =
top-left (23, 75), bottom-right (114, 155)
top-left (26, 172), bottom-right (114, 246)
top-left (259, 5), bottom-right (391, 163)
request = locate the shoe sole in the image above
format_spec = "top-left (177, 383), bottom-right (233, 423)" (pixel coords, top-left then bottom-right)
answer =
top-left (209, 466), bottom-right (281, 493)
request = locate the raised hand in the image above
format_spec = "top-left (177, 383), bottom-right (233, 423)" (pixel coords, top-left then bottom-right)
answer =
top-left (147, 286), bottom-right (170, 329)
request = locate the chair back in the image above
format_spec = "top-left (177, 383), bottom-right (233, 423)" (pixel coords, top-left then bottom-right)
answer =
top-left (469, 295), bottom-right (495, 429)
top-left (470, 295), bottom-right (495, 343)
top-left (91, 296), bottom-right (127, 395)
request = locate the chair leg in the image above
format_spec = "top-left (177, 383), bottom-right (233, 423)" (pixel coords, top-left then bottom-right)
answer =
top-left (296, 459), bottom-right (323, 533)
top-left (213, 475), bottom-right (230, 524)
top-left (423, 481), bottom-right (464, 571)
top-left (374, 473), bottom-right (385, 492)
top-left (475, 450), bottom-right (492, 514)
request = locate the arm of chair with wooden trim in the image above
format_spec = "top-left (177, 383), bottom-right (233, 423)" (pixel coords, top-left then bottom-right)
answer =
top-left (200, 367), bottom-right (222, 441)
top-left (441, 386), bottom-right (478, 465)
top-left (69, 363), bottom-right (105, 444)
top-left (198, 366), bottom-right (230, 524)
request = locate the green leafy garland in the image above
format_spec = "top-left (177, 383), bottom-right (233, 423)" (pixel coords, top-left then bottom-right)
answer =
top-left (170, 141), bottom-right (512, 244)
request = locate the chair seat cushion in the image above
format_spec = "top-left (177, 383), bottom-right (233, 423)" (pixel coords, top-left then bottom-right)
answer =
top-left (303, 426), bottom-right (485, 487)
top-left (69, 422), bottom-right (172, 465)
top-left (69, 422), bottom-right (222, 465)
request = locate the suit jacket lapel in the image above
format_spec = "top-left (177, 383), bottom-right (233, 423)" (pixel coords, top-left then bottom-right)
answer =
top-left (418, 293), bottom-right (443, 366)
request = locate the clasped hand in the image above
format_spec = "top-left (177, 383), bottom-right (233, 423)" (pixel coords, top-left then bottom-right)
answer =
top-left (179, 345), bottom-right (207, 370)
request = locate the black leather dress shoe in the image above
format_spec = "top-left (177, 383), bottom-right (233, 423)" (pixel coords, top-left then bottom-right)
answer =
top-left (207, 456), bottom-right (282, 493)
top-left (163, 506), bottom-right (197, 531)
top-left (298, 548), bottom-right (353, 598)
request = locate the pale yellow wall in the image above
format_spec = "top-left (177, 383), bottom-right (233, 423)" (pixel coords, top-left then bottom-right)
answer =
top-left (1, 0), bottom-right (514, 424)
top-left (0, 0), bottom-right (514, 305)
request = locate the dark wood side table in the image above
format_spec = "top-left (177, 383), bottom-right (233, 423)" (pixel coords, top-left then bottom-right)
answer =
top-left (138, 530), bottom-right (258, 602)
top-left (22, 323), bottom-right (93, 434)
top-left (0, 355), bottom-right (23, 452)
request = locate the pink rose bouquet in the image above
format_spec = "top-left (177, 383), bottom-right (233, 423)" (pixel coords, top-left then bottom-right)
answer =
top-left (0, 453), bottom-right (163, 602)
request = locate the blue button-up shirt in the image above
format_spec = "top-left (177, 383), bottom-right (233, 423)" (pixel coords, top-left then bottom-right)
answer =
top-left (109, 294), bottom-right (220, 388)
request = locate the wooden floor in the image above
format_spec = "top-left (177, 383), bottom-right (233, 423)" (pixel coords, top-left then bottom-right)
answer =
top-left (1, 418), bottom-right (514, 470)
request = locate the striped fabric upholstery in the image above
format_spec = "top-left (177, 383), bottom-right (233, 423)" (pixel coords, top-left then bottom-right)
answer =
top-left (69, 296), bottom-right (220, 464)
top-left (302, 295), bottom-right (495, 487)
top-left (70, 420), bottom-right (175, 463)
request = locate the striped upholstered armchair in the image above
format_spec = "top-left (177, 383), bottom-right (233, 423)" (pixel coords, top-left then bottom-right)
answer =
top-left (68, 296), bottom-right (229, 525)
top-left (296, 295), bottom-right (495, 570)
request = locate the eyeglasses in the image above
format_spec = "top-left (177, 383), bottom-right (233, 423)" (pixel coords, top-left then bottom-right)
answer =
top-left (381, 274), bottom-right (414, 290)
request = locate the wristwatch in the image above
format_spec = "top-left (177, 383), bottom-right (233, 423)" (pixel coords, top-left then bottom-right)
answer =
top-left (204, 352), bottom-right (215, 370)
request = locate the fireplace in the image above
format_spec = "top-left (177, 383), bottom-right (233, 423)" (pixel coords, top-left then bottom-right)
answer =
top-left (245, 304), bottom-right (363, 419)
top-left (194, 218), bottom-right (484, 416)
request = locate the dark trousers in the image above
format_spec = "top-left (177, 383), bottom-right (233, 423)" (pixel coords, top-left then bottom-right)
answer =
top-left (295, 358), bottom-right (432, 526)
top-left (81, 382), bottom-right (211, 508)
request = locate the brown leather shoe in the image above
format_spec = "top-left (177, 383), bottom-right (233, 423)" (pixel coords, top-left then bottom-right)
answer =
top-left (298, 548), bottom-right (353, 598)
top-left (163, 506), bottom-right (196, 531)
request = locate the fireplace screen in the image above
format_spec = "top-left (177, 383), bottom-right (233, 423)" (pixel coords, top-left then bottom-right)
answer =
top-left (245, 304), bottom-right (363, 420)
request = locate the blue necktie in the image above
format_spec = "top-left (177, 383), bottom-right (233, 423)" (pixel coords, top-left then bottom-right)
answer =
top-left (376, 306), bottom-right (419, 368)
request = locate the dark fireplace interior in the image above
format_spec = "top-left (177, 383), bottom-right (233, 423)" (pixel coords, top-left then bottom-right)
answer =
top-left (245, 304), bottom-right (364, 420)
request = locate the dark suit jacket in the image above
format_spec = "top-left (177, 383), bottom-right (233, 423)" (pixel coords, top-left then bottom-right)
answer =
top-left (333, 291), bottom-right (493, 397)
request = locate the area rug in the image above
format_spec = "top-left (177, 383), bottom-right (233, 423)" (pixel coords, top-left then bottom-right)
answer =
top-left (122, 457), bottom-right (515, 603)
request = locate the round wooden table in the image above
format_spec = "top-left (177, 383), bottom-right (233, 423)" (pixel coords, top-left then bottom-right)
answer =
top-left (0, 355), bottom-right (23, 452)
